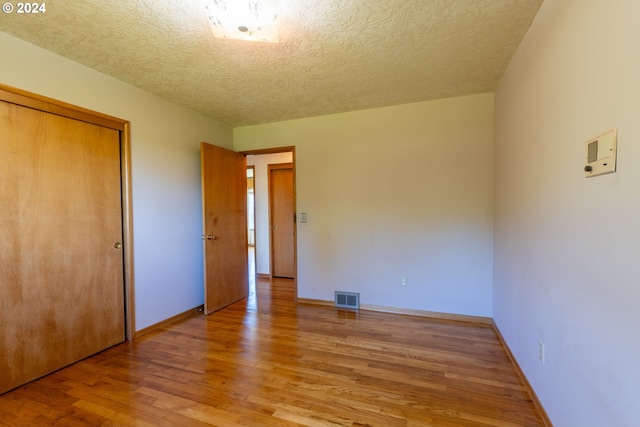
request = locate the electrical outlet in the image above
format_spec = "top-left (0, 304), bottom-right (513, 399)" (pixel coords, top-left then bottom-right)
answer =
top-left (538, 341), bottom-right (545, 364)
top-left (400, 276), bottom-right (407, 287)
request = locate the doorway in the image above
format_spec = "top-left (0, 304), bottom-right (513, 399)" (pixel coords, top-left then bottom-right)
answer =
top-left (247, 166), bottom-right (256, 249)
top-left (244, 148), bottom-right (296, 298)
top-left (247, 166), bottom-right (256, 284)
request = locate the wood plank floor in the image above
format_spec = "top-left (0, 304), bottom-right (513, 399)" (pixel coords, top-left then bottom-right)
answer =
top-left (0, 277), bottom-right (544, 426)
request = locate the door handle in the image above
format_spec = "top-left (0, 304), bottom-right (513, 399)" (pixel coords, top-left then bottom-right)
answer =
top-left (272, 225), bottom-right (278, 230)
top-left (201, 235), bottom-right (217, 240)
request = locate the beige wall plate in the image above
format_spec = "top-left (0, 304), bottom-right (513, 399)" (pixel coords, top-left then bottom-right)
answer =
top-left (585, 128), bottom-right (617, 177)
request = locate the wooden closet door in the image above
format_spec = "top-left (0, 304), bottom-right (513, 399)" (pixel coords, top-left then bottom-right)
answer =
top-left (269, 164), bottom-right (295, 278)
top-left (0, 101), bottom-right (125, 394)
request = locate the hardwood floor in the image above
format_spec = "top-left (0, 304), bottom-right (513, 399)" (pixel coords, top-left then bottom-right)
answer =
top-left (0, 276), bottom-right (545, 426)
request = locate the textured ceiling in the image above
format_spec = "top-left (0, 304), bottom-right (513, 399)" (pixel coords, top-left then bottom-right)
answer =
top-left (0, 0), bottom-right (542, 127)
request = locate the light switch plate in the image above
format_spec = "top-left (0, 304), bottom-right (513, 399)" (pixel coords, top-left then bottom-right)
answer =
top-left (585, 128), bottom-right (617, 178)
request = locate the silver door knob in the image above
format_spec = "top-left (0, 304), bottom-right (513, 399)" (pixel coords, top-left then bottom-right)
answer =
top-left (201, 235), bottom-right (216, 240)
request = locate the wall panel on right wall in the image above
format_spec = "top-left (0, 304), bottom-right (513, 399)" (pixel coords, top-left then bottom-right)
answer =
top-left (494, 1), bottom-right (640, 426)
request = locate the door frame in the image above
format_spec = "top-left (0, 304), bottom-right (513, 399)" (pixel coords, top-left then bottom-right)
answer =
top-left (240, 147), bottom-right (297, 298)
top-left (0, 83), bottom-right (136, 340)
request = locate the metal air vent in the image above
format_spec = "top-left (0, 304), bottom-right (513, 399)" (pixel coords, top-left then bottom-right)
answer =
top-left (335, 291), bottom-right (360, 309)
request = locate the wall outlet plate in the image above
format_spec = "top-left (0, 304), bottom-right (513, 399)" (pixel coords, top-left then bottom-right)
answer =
top-left (585, 128), bottom-right (617, 177)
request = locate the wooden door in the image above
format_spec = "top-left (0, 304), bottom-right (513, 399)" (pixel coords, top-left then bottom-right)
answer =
top-left (201, 143), bottom-right (248, 314)
top-left (0, 100), bottom-right (126, 394)
top-left (269, 164), bottom-right (295, 278)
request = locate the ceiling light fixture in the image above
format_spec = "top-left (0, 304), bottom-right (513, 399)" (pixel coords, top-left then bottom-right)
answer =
top-left (205, 0), bottom-right (279, 43)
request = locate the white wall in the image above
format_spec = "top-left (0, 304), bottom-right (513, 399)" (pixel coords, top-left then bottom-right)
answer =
top-left (235, 94), bottom-right (494, 317)
top-left (494, 1), bottom-right (640, 425)
top-left (0, 32), bottom-right (233, 331)
top-left (247, 152), bottom-right (293, 276)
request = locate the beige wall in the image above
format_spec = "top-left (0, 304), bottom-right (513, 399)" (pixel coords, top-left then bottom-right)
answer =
top-left (494, 1), bottom-right (640, 425)
top-left (235, 94), bottom-right (494, 316)
top-left (0, 32), bottom-right (233, 330)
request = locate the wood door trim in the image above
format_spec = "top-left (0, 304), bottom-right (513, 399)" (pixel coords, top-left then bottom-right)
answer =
top-left (1, 84), bottom-right (135, 340)
top-left (120, 122), bottom-right (135, 340)
top-left (240, 146), bottom-right (295, 156)
top-left (269, 162), bottom-right (293, 171)
top-left (0, 83), bottom-right (127, 131)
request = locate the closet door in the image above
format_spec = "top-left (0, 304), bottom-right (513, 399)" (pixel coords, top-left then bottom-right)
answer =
top-left (269, 164), bottom-right (295, 278)
top-left (0, 100), bottom-right (125, 394)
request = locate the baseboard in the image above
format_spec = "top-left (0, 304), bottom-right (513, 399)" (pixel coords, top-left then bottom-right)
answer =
top-left (361, 304), bottom-right (492, 325)
top-left (256, 273), bottom-right (271, 279)
top-left (297, 298), bottom-right (492, 325)
top-left (492, 321), bottom-right (553, 427)
top-left (134, 304), bottom-right (204, 338)
top-left (298, 298), bottom-right (334, 307)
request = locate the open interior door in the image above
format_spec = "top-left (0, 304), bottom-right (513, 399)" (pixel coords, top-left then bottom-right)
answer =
top-left (201, 142), bottom-right (248, 314)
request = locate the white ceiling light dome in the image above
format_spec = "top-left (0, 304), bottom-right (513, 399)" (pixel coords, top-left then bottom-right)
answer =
top-left (205, 0), bottom-right (279, 43)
